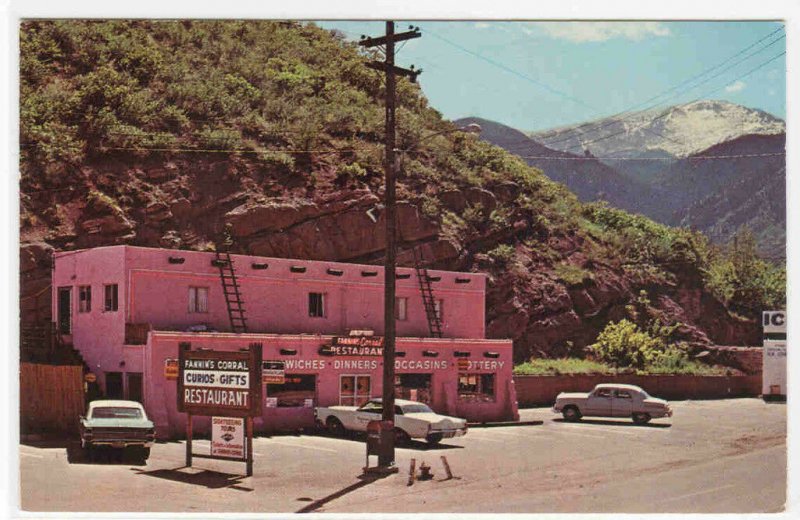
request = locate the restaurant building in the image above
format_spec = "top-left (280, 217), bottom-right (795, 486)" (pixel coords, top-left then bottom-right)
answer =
top-left (52, 245), bottom-right (518, 437)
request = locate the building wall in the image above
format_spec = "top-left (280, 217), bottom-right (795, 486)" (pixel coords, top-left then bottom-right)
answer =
top-left (144, 332), bottom-right (517, 438)
top-left (124, 246), bottom-right (486, 338)
top-left (514, 374), bottom-right (762, 407)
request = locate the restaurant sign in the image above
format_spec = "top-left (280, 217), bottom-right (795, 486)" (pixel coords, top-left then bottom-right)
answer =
top-left (177, 343), bottom-right (262, 417)
top-left (324, 336), bottom-right (385, 356)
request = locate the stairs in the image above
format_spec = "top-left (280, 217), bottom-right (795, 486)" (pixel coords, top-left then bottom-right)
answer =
top-left (411, 246), bottom-right (443, 338)
top-left (214, 251), bottom-right (248, 333)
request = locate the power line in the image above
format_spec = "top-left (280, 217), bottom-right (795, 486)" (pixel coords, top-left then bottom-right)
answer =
top-left (518, 151), bottom-right (785, 161)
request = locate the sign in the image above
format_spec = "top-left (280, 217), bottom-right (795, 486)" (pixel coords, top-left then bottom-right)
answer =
top-left (262, 360), bottom-right (286, 384)
top-left (177, 343), bottom-right (262, 417)
top-left (265, 397), bottom-right (278, 408)
top-left (763, 311), bottom-right (786, 334)
top-left (84, 372), bottom-right (97, 383)
top-left (457, 358), bottom-right (470, 372)
top-left (211, 416), bottom-right (245, 459)
top-left (762, 339), bottom-right (787, 396)
top-left (329, 336), bottom-right (385, 356)
top-left (164, 358), bottom-right (178, 380)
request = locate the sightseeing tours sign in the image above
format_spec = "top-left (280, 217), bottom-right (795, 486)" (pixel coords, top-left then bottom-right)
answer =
top-left (177, 342), bottom-right (262, 417)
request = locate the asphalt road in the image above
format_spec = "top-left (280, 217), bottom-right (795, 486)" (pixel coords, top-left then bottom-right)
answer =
top-left (18, 398), bottom-right (787, 514)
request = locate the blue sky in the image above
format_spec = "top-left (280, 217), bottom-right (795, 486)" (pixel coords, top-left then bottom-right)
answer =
top-left (316, 21), bottom-right (786, 131)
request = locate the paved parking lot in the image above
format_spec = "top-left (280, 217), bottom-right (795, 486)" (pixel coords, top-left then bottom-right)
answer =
top-left (19, 398), bottom-right (786, 513)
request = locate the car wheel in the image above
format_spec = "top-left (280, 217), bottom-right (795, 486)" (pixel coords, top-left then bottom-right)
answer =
top-left (394, 428), bottom-right (411, 446)
top-left (562, 406), bottom-right (582, 422)
top-left (326, 417), bottom-right (346, 437)
top-left (425, 433), bottom-right (443, 445)
top-left (632, 412), bottom-right (651, 425)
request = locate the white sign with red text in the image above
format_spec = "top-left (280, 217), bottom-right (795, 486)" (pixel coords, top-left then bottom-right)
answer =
top-left (211, 416), bottom-right (245, 459)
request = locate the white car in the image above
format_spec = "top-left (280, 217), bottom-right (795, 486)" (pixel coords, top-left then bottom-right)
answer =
top-left (552, 384), bottom-right (672, 424)
top-left (316, 398), bottom-right (468, 445)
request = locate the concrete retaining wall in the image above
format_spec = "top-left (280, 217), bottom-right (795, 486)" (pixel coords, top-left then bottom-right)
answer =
top-left (514, 373), bottom-right (762, 407)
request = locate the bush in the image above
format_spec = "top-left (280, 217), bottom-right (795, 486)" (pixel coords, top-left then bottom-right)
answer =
top-left (553, 263), bottom-right (593, 286)
top-left (487, 244), bottom-right (515, 264)
top-left (588, 319), bottom-right (664, 370)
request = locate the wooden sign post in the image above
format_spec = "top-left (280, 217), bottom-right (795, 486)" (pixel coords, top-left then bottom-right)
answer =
top-left (177, 342), bottom-right (262, 476)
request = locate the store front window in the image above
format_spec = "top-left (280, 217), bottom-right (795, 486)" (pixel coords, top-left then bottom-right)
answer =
top-left (339, 375), bottom-right (371, 406)
top-left (458, 373), bottom-right (496, 402)
top-left (267, 374), bottom-right (316, 407)
top-left (395, 373), bottom-right (432, 404)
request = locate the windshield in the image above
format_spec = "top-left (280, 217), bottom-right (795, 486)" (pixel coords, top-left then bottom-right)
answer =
top-left (401, 403), bottom-right (434, 414)
top-left (91, 407), bottom-right (143, 419)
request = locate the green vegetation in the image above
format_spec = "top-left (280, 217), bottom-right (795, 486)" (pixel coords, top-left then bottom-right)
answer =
top-left (514, 358), bottom-right (614, 375)
top-left (553, 263), bottom-right (593, 286)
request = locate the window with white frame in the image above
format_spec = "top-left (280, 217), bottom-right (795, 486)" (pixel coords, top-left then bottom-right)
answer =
top-left (78, 285), bottom-right (92, 313)
top-left (103, 284), bottom-right (118, 312)
top-left (188, 286), bottom-right (209, 313)
top-left (395, 297), bottom-right (408, 321)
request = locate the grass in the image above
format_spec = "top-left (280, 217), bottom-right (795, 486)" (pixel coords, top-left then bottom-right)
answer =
top-left (514, 357), bottom-right (733, 376)
top-left (552, 263), bottom-right (593, 286)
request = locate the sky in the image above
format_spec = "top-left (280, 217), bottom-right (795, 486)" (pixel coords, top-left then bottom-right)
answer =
top-left (316, 21), bottom-right (786, 132)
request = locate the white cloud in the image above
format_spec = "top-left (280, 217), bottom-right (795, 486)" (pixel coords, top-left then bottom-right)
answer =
top-left (530, 22), bottom-right (671, 42)
top-left (725, 80), bottom-right (746, 93)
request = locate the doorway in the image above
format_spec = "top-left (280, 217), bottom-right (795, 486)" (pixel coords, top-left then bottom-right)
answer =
top-left (126, 372), bottom-right (143, 403)
top-left (57, 287), bottom-right (72, 334)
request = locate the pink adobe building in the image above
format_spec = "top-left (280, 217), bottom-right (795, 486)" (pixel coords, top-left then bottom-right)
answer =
top-left (52, 245), bottom-right (518, 437)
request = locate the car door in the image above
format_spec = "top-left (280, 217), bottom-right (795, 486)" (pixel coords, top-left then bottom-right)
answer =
top-left (585, 387), bottom-right (613, 416)
top-left (612, 389), bottom-right (634, 417)
top-left (354, 402), bottom-right (382, 431)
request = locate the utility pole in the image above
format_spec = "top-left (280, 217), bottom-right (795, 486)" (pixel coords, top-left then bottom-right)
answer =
top-left (360, 21), bottom-right (421, 469)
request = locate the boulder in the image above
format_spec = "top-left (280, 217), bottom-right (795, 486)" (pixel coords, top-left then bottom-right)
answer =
top-left (20, 242), bottom-right (53, 274)
top-left (465, 187), bottom-right (497, 214)
top-left (440, 190), bottom-right (466, 213)
top-left (225, 200), bottom-right (319, 238)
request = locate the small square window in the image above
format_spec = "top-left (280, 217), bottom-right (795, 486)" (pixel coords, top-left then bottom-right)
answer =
top-left (188, 287), bottom-right (209, 313)
top-left (78, 286), bottom-right (91, 313)
top-left (395, 297), bottom-right (408, 321)
top-left (309, 293), bottom-right (325, 318)
top-left (103, 284), bottom-right (118, 312)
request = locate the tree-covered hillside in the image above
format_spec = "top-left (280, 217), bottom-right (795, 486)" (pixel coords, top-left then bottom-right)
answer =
top-left (20, 20), bottom-right (784, 363)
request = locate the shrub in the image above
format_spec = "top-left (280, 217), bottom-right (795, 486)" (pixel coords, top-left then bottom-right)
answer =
top-left (487, 244), bottom-right (514, 264)
top-left (553, 263), bottom-right (593, 286)
top-left (588, 319), bottom-right (664, 370)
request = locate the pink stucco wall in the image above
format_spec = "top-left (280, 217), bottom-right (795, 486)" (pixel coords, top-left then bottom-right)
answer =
top-left (144, 332), bottom-right (517, 438)
top-left (52, 245), bottom-right (501, 416)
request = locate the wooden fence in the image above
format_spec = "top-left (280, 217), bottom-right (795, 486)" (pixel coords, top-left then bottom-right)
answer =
top-left (20, 363), bottom-right (85, 435)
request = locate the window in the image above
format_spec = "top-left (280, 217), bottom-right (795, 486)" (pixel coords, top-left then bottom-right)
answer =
top-left (595, 388), bottom-right (613, 398)
top-left (615, 390), bottom-right (632, 399)
top-left (395, 297), bottom-right (408, 321)
top-left (458, 373), bottom-right (495, 402)
top-left (188, 286), bottom-right (209, 313)
top-left (78, 286), bottom-right (91, 313)
top-left (339, 375), bottom-right (371, 406)
top-left (267, 374), bottom-right (316, 407)
top-left (434, 299), bottom-right (444, 322)
top-left (309, 292), bottom-right (325, 318)
top-left (395, 373), bottom-right (432, 404)
top-left (104, 284), bottom-right (118, 312)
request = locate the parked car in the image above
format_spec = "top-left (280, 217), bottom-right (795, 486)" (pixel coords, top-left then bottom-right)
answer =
top-left (552, 384), bottom-right (672, 424)
top-left (79, 400), bottom-right (155, 461)
top-left (316, 398), bottom-right (468, 445)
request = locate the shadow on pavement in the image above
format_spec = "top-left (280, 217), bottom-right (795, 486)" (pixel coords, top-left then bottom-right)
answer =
top-left (65, 444), bottom-right (149, 466)
top-left (132, 466), bottom-right (253, 492)
top-left (306, 431), bottom-right (463, 451)
top-left (553, 418), bottom-right (672, 429)
top-left (296, 473), bottom-right (389, 513)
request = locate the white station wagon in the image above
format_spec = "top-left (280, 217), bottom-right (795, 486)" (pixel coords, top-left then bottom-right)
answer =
top-left (552, 384), bottom-right (672, 424)
top-left (316, 398), bottom-right (468, 445)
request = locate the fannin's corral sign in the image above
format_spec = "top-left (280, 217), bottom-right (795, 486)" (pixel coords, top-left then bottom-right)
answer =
top-left (324, 336), bottom-right (385, 356)
top-left (177, 343), bottom-right (262, 417)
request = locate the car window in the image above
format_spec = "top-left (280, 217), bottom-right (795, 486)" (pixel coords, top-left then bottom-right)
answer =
top-left (615, 390), bottom-right (632, 399)
top-left (394, 406), bottom-right (404, 416)
top-left (358, 401), bottom-right (383, 413)
top-left (401, 403), bottom-right (434, 414)
top-left (91, 407), bottom-right (143, 419)
top-left (594, 388), bottom-right (613, 398)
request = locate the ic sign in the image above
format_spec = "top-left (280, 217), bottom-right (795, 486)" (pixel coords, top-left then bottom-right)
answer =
top-left (763, 311), bottom-right (786, 334)
top-left (177, 343), bottom-right (262, 418)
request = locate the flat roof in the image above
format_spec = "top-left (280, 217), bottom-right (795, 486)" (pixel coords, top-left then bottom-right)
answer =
top-left (150, 330), bottom-right (511, 344)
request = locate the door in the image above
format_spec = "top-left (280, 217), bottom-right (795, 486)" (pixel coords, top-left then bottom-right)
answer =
top-left (586, 387), bottom-right (613, 416)
top-left (612, 389), bottom-right (633, 417)
top-left (127, 373), bottom-right (144, 403)
top-left (105, 372), bottom-right (124, 399)
top-left (58, 287), bottom-right (72, 334)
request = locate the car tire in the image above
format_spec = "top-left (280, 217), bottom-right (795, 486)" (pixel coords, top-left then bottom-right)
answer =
top-left (394, 428), bottom-right (411, 446)
top-left (425, 433), bottom-right (443, 445)
top-left (562, 406), bottom-right (582, 422)
top-left (326, 417), bottom-right (346, 437)
top-left (632, 412), bottom-right (651, 425)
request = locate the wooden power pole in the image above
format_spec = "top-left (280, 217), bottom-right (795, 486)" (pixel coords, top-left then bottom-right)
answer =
top-left (359, 21), bottom-right (421, 469)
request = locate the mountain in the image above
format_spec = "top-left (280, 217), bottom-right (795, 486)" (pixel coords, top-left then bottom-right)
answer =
top-left (20, 20), bottom-right (779, 365)
top-left (454, 117), bottom-right (649, 212)
top-left (530, 100), bottom-right (785, 160)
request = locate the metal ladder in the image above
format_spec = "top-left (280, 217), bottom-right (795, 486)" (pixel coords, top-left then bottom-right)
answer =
top-left (215, 251), bottom-right (248, 333)
top-left (411, 246), bottom-right (443, 338)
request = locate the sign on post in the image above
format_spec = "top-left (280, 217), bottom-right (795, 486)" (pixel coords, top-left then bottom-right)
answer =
top-left (164, 358), bottom-right (178, 380)
top-left (262, 360), bottom-right (286, 384)
top-left (763, 311), bottom-right (786, 334)
top-left (211, 416), bottom-right (246, 459)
